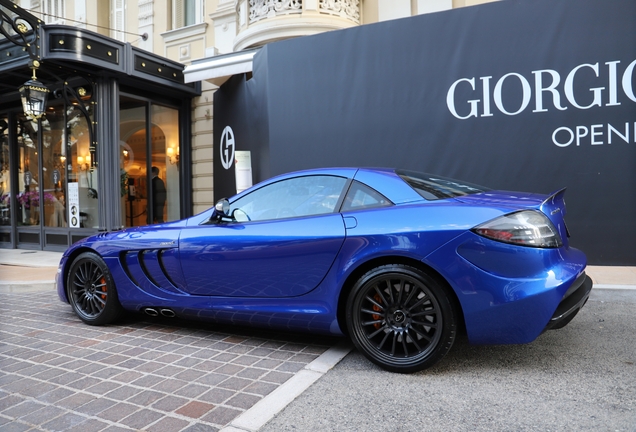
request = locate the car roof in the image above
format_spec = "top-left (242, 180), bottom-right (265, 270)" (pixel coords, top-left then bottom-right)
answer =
top-left (261, 167), bottom-right (424, 205)
top-left (354, 168), bottom-right (424, 204)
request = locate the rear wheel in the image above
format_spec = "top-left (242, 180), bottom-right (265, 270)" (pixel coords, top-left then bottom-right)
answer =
top-left (67, 252), bottom-right (123, 325)
top-left (346, 264), bottom-right (457, 373)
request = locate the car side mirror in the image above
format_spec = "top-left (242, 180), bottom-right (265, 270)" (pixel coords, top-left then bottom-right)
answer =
top-left (212, 198), bottom-right (232, 222)
top-left (215, 199), bottom-right (230, 216)
top-left (213, 199), bottom-right (250, 223)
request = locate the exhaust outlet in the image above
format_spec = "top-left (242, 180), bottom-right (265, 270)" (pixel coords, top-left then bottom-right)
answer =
top-left (160, 308), bottom-right (176, 318)
top-left (144, 308), bottom-right (159, 317)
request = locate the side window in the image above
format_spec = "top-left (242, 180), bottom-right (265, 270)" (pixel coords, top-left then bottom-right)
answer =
top-left (341, 181), bottom-right (392, 212)
top-left (230, 175), bottom-right (347, 222)
top-left (173, 0), bottom-right (203, 28)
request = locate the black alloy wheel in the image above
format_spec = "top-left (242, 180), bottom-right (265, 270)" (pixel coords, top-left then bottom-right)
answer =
top-left (346, 264), bottom-right (457, 373)
top-left (67, 251), bottom-right (123, 325)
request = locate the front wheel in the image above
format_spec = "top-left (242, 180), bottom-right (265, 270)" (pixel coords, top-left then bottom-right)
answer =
top-left (346, 264), bottom-right (457, 373)
top-left (67, 251), bottom-right (124, 325)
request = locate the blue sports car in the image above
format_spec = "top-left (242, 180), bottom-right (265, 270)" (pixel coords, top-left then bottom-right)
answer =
top-left (56, 168), bottom-right (592, 373)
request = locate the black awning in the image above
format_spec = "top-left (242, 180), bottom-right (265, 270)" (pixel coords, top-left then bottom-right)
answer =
top-left (0, 0), bottom-right (198, 97)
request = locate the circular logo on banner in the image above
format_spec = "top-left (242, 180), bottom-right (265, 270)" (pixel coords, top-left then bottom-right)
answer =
top-left (220, 126), bottom-right (235, 170)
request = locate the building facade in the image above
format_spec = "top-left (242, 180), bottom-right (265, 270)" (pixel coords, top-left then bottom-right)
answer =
top-left (0, 0), bottom-right (496, 251)
top-left (0, 0), bottom-right (198, 250)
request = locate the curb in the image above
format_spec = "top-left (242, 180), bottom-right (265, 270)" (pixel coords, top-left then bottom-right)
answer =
top-left (0, 250), bottom-right (63, 268)
top-left (0, 281), bottom-right (56, 293)
top-left (592, 284), bottom-right (636, 290)
top-left (220, 341), bottom-right (353, 432)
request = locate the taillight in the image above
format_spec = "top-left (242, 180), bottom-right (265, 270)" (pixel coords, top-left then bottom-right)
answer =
top-left (472, 210), bottom-right (563, 248)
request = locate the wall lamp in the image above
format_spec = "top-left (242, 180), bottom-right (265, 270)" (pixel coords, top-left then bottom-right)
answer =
top-left (77, 154), bottom-right (91, 171)
top-left (167, 146), bottom-right (180, 165)
top-left (19, 60), bottom-right (50, 121)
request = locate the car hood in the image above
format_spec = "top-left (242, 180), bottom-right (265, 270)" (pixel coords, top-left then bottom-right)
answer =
top-left (64, 220), bottom-right (188, 257)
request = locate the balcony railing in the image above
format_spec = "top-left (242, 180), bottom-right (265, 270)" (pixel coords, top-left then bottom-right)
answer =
top-left (249, 0), bottom-right (303, 23)
top-left (234, 0), bottom-right (360, 51)
top-left (318, 0), bottom-right (360, 23)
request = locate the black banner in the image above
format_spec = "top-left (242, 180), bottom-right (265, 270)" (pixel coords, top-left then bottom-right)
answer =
top-left (214, 0), bottom-right (636, 265)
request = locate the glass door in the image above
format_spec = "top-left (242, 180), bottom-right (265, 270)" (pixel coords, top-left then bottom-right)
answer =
top-left (120, 95), bottom-right (180, 228)
top-left (120, 97), bottom-right (148, 227)
top-left (151, 104), bottom-right (180, 224)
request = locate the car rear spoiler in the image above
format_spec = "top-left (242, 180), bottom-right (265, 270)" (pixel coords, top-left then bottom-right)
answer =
top-left (540, 188), bottom-right (567, 216)
top-left (542, 188), bottom-right (567, 207)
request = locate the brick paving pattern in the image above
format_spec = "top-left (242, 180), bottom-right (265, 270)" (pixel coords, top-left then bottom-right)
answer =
top-left (0, 291), bottom-right (337, 431)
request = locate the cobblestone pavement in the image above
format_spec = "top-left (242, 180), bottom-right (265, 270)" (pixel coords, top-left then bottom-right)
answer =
top-left (0, 290), bottom-right (339, 431)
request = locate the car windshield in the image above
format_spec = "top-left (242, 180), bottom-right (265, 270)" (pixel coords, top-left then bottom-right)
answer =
top-left (396, 170), bottom-right (490, 201)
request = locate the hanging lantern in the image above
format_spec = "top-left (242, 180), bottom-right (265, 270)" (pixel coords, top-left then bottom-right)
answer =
top-left (19, 60), bottom-right (50, 121)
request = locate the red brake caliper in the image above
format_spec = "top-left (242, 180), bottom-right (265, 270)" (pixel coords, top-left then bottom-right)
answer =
top-left (100, 277), bottom-right (107, 300)
top-left (372, 294), bottom-right (382, 329)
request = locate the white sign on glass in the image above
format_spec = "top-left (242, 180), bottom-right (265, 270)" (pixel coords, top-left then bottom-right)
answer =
top-left (68, 182), bottom-right (80, 228)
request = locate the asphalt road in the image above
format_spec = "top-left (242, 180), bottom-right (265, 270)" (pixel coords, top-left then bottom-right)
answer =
top-left (261, 289), bottom-right (636, 432)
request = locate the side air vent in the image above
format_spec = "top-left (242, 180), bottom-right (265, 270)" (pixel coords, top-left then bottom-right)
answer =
top-left (158, 250), bottom-right (181, 289)
top-left (139, 250), bottom-right (161, 287)
top-left (121, 251), bottom-right (140, 287)
top-left (120, 249), bottom-right (186, 295)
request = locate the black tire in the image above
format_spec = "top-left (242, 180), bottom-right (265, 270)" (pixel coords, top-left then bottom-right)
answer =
top-left (67, 251), bottom-right (124, 325)
top-left (346, 264), bottom-right (457, 373)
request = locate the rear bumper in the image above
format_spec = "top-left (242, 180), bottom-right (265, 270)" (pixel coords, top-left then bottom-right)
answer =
top-left (425, 231), bottom-right (589, 345)
top-left (544, 272), bottom-right (593, 331)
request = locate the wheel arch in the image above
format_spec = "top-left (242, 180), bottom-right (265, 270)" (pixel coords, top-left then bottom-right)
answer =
top-left (61, 246), bottom-right (99, 301)
top-left (336, 256), bottom-right (465, 337)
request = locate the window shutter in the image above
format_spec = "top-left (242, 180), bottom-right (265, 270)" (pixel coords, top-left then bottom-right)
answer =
top-left (43, 0), bottom-right (65, 24)
top-left (173, 0), bottom-right (184, 29)
top-left (112, 0), bottom-right (125, 41)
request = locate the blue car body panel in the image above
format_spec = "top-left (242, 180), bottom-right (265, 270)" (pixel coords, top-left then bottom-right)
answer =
top-left (178, 213), bottom-right (346, 297)
top-left (56, 167), bottom-right (589, 345)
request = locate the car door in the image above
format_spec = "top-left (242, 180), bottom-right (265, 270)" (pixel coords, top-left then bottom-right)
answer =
top-left (178, 175), bottom-right (349, 297)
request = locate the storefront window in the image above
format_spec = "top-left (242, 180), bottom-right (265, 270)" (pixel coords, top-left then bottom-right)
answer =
top-left (0, 117), bottom-right (10, 226)
top-left (20, 100), bottom-right (99, 230)
top-left (17, 116), bottom-right (40, 226)
top-left (41, 105), bottom-right (67, 228)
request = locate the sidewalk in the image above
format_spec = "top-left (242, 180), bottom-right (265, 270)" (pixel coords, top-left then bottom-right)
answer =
top-left (585, 265), bottom-right (636, 289)
top-left (0, 249), bottom-right (63, 293)
top-left (1, 248), bottom-right (634, 292)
